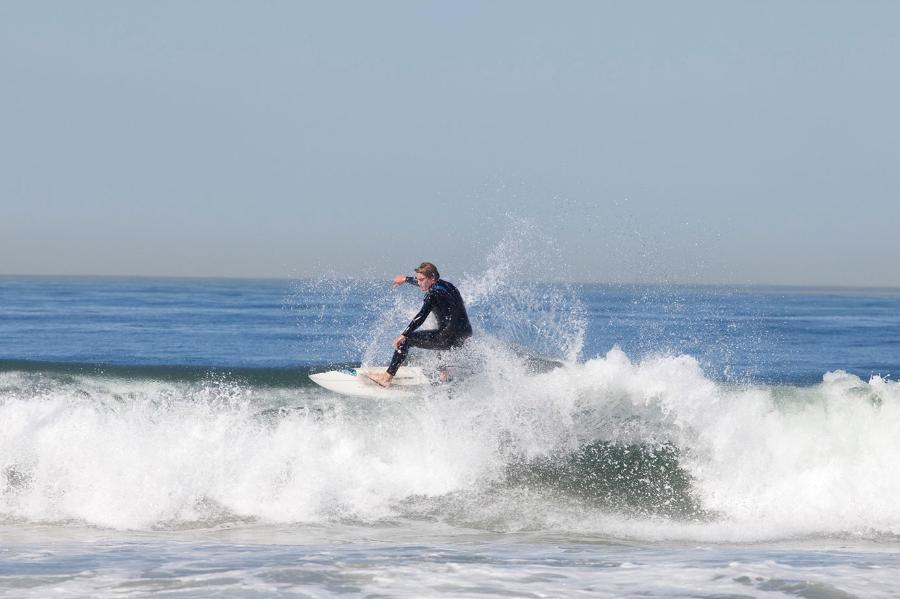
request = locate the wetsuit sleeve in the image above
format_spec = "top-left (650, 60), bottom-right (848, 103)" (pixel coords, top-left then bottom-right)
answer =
top-left (404, 276), bottom-right (416, 286)
top-left (402, 292), bottom-right (434, 336)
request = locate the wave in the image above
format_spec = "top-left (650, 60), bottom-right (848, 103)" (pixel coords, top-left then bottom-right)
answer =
top-left (2, 346), bottom-right (899, 542)
top-left (0, 359), bottom-right (330, 388)
top-left (505, 441), bottom-right (703, 519)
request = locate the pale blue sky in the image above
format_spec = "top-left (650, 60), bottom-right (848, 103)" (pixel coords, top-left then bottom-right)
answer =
top-left (2, 2), bottom-right (898, 285)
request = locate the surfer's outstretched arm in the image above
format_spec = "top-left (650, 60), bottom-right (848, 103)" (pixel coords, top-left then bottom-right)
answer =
top-left (392, 275), bottom-right (418, 288)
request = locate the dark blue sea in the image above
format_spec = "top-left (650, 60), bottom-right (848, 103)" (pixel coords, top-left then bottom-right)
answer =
top-left (3, 276), bottom-right (896, 383)
top-left (2, 275), bottom-right (899, 597)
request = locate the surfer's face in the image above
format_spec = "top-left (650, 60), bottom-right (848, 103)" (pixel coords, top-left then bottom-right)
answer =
top-left (415, 273), bottom-right (436, 291)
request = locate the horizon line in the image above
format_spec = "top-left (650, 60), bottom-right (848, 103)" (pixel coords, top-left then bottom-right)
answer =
top-left (1, 272), bottom-right (899, 293)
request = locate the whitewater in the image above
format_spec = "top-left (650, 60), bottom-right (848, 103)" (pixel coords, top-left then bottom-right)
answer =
top-left (3, 352), bottom-right (899, 539)
top-left (2, 240), bottom-right (899, 596)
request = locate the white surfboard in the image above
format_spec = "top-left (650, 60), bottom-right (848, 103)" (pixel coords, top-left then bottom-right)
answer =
top-left (308, 366), bottom-right (429, 399)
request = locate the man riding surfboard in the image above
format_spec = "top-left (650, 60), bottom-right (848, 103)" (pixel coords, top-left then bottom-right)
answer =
top-left (367, 262), bottom-right (472, 387)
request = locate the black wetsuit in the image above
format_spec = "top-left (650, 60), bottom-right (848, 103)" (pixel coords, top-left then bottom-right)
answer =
top-left (387, 277), bottom-right (473, 375)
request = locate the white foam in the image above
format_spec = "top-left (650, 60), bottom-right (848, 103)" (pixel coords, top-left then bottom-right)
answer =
top-left (5, 540), bottom-right (899, 598)
top-left (2, 352), bottom-right (900, 542)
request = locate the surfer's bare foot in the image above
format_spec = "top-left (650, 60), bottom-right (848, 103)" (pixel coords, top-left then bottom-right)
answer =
top-left (367, 372), bottom-right (393, 387)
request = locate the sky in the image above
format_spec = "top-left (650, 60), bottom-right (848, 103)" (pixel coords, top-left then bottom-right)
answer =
top-left (1, 1), bottom-right (898, 286)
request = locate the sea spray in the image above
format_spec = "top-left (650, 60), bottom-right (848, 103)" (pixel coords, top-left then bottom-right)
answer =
top-left (294, 219), bottom-right (588, 371)
top-left (460, 217), bottom-right (586, 363)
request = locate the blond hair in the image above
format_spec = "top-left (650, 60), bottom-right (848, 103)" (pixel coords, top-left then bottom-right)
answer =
top-left (414, 262), bottom-right (440, 280)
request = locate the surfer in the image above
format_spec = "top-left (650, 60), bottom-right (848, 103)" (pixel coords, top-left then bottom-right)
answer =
top-left (367, 262), bottom-right (472, 387)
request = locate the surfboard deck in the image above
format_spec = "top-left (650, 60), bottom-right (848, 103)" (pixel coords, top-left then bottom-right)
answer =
top-left (308, 366), bottom-right (428, 399)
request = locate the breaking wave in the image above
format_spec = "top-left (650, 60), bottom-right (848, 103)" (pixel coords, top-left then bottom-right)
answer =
top-left (2, 348), bottom-right (899, 542)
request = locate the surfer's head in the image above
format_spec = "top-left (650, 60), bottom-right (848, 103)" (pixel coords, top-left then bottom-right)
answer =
top-left (414, 262), bottom-right (439, 291)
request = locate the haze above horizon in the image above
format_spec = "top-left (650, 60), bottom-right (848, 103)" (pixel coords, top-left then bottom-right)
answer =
top-left (2, 2), bottom-right (898, 286)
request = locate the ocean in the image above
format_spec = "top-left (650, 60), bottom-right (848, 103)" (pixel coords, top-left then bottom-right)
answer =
top-left (2, 273), bottom-right (899, 597)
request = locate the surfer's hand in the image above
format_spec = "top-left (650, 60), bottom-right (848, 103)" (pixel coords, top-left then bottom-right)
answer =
top-left (393, 335), bottom-right (406, 349)
top-left (392, 275), bottom-right (406, 288)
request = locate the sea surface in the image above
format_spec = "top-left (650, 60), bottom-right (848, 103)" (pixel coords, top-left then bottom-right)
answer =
top-left (2, 273), bottom-right (900, 597)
